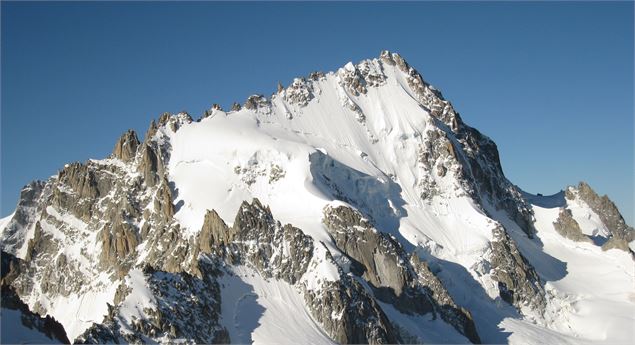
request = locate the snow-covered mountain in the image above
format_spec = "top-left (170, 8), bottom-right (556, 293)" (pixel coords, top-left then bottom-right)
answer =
top-left (1, 51), bottom-right (633, 344)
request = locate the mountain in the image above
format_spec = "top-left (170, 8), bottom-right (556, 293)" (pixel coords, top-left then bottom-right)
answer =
top-left (1, 51), bottom-right (633, 345)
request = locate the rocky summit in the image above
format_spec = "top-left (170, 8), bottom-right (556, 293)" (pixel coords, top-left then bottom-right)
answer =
top-left (1, 51), bottom-right (633, 345)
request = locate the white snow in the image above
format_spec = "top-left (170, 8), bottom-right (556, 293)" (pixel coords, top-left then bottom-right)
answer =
top-left (219, 265), bottom-right (334, 345)
top-left (524, 195), bottom-right (635, 344)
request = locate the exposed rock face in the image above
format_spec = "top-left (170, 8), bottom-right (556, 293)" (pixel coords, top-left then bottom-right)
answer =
top-left (112, 129), bottom-right (140, 162)
top-left (553, 208), bottom-right (592, 243)
top-left (157, 112), bottom-right (192, 132)
top-left (198, 209), bottom-right (227, 254)
top-left (301, 268), bottom-right (398, 345)
top-left (357, 59), bottom-right (387, 87)
top-left (145, 120), bottom-right (158, 142)
top-left (139, 143), bottom-right (163, 187)
top-left (566, 182), bottom-right (634, 252)
top-left (59, 162), bottom-right (100, 199)
top-left (490, 225), bottom-right (545, 313)
top-left (208, 199), bottom-right (400, 344)
top-left (10, 163), bottom-right (113, 296)
top-left (323, 205), bottom-right (481, 344)
top-left (99, 220), bottom-right (139, 275)
top-left (417, 127), bottom-right (461, 199)
top-left (338, 62), bottom-right (369, 96)
top-left (244, 94), bottom-right (271, 113)
top-left (283, 77), bottom-right (314, 107)
top-left (154, 177), bottom-right (175, 220)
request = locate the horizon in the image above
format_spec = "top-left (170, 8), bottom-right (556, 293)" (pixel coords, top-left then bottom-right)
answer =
top-left (2, 2), bottom-right (633, 224)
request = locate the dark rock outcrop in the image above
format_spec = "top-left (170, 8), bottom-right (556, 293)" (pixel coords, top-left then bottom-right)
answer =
top-left (490, 225), bottom-right (545, 313)
top-left (566, 182), bottom-right (634, 252)
top-left (283, 78), bottom-right (314, 107)
top-left (112, 129), bottom-right (140, 162)
top-left (244, 95), bottom-right (270, 111)
top-left (553, 208), bottom-right (591, 243)
top-left (323, 205), bottom-right (481, 344)
top-left (338, 63), bottom-right (368, 96)
top-left (99, 220), bottom-right (139, 275)
top-left (145, 120), bottom-right (158, 143)
top-left (302, 268), bottom-right (398, 345)
top-left (139, 143), bottom-right (162, 187)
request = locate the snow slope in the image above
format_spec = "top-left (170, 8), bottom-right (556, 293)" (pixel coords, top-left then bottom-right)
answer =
top-left (219, 265), bottom-right (334, 345)
top-left (165, 58), bottom-right (495, 267)
top-left (526, 197), bottom-right (634, 344)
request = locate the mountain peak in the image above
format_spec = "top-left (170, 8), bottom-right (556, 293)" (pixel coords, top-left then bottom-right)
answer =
top-left (112, 129), bottom-right (140, 162)
top-left (2, 53), bottom-right (633, 345)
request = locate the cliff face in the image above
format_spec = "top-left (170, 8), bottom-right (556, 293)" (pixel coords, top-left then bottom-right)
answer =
top-left (1, 51), bottom-right (632, 345)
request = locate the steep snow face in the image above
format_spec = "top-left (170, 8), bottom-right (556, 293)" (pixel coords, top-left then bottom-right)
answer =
top-left (166, 56), bottom-right (495, 266)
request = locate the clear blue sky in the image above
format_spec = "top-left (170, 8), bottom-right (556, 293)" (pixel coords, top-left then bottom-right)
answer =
top-left (2, 2), bottom-right (633, 224)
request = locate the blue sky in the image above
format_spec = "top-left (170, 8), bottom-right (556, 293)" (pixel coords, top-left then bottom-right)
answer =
top-left (2, 2), bottom-right (633, 224)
